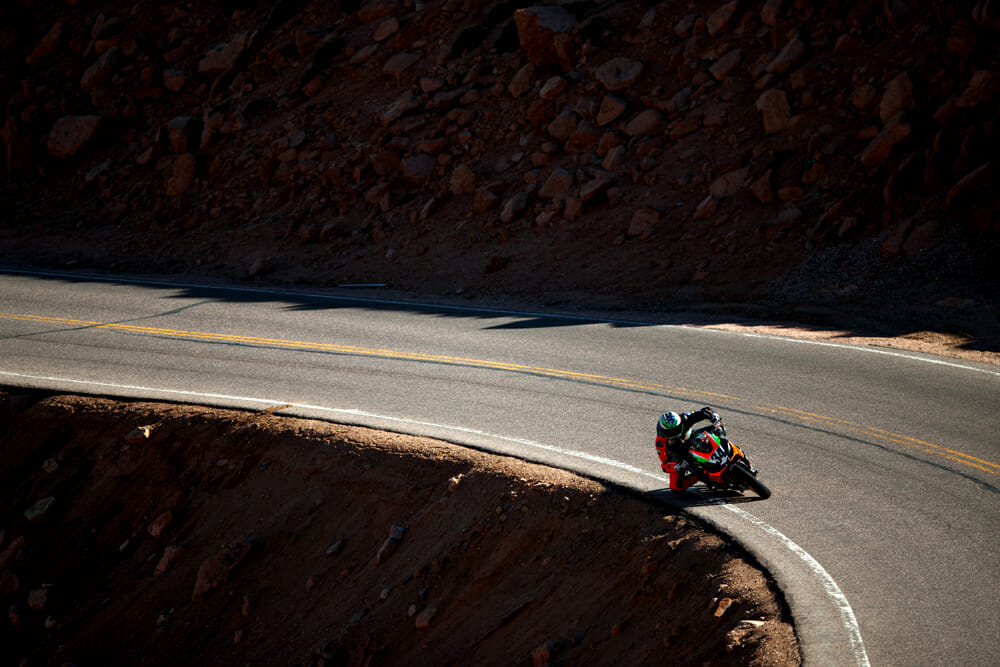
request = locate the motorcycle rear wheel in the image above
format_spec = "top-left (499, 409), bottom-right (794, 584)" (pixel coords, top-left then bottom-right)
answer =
top-left (730, 462), bottom-right (771, 499)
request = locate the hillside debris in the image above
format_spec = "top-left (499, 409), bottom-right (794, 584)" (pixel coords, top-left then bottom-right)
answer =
top-left (0, 391), bottom-right (800, 665)
top-left (0, 0), bottom-right (995, 321)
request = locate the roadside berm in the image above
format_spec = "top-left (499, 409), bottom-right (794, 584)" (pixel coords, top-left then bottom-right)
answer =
top-left (0, 390), bottom-right (799, 665)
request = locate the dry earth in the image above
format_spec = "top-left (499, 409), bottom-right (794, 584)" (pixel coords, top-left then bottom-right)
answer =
top-left (0, 391), bottom-right (799, 666)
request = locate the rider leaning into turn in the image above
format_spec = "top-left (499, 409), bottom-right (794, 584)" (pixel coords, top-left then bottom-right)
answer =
top-left (655, 406), bottom-right (724, 491)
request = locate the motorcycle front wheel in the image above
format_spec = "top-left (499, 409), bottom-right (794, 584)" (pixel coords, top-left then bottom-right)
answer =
top-left (729, 462), bottom-right (772, 499)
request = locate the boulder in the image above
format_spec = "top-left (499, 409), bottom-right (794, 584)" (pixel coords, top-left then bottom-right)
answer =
top-left (450, 164), bottom-right (477, 195)
top-left (879, 71), bottom-right (917, 124)
top-left (24, 497), bottom-right (56, 522)
top-left (580, 173), bottom-right (614, 201)
top-left (957, 70), bottom-right (1000, 109)
top-left (401, 154), bottom-right (434, 184)
top-left (564, 121), bottom-right (600, 153)
top-left (373, 17), bottom-right (399, 42)
top-left (513, 7), bottom-right (576, 67)
top-left (694, 195), bottom-right (719, 220)
top-left (375, 525), bottom-right (406, 565)
top-left (766, 36), bottom-right (806, 75)
top-left (81, 45), bottom-right (121, 93)
top-left (199, 31), bottom-right (253, 76)
top-left (538, 168), bottom-right (573, 199)
top-left (709, 48), bottom-right (742, 81)
top-left (751, 170), bottom-right (774, 204)
top-left (597, 95), bottom-right (627, 126)
top-left (415, 607), bottom-right (437, 629)
top-left (192, 537), bottom-right (256, 601)
top-left (547, 110), bottom-right (579, 142)
top-left (166, 153), bottom-right (198, 195)
top-left (860, 114), bottom-right (911, 168)
top-left (710, 168), bottom-right (749, 198)
top-left (380, 91), bottom-right (424, 127)
top-left (539, 76), bottom-right (568, 100)
top-left (27, 19), bottom-right (64, 65)
top-left (46, 115), bottom-right (101, 158)
top-left (475, 189), bottom-right (499, 213)
top-left (625, 109), bottom-right (665, 137)
top-left (594, 58), bottom-right (643, 91)
top-left (154, 546), bottom-right (185, 576)
top-left (500, 192), bottom-right (529, 222)
top-left (163, 68), bottom-right (186, 92)
top-left (359, 0), bottom-right (398, 24)
top-left (902, 220), bottom-right (940, 257)
top-left (755, 89), bottom-right (791, 135)
top-left (383, 53), bottom-right (421, 83)
top-left (508, 63), bottom-right (536, 98)
top-left (946, 162), bottom-right (993, 210)
top-left (147, 511), bottom-right (173, 538)
top-left (707, 2), bottom-right (740, 36)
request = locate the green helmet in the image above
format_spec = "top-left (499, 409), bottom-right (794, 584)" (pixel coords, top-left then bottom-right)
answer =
top-left (658, 411), bottom-right (683, 438)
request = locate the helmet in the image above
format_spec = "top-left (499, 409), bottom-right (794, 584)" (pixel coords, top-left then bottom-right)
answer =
top-left (658, 411), bottom-right (683, 438)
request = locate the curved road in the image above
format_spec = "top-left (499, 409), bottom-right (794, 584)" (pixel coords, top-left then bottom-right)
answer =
top-left (1, 269), bottom-right (998, 666)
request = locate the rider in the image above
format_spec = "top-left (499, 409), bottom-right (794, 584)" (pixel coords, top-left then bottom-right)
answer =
top-left (655, 406), bottom-right (723, 491)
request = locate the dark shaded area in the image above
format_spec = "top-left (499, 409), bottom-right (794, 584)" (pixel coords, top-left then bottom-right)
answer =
top-left (2, 266), bottom-right (997, 362)
top-left (0, 1), bottom-right (997, 362)
top-left (0, 391), bottom-right (800, 666)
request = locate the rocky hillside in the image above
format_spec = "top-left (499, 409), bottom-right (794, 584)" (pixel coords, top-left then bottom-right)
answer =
top-left (0, 391), bottom-right (800, 665)
top-left (1, 0), bottom-right (998, 334)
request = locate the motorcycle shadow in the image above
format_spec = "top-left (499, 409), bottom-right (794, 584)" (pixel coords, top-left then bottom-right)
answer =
top-left (645, 486), bottom-right (763, 508)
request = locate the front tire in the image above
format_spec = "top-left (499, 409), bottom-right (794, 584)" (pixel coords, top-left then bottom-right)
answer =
top-left (730, 463), bottom-right (771, 499)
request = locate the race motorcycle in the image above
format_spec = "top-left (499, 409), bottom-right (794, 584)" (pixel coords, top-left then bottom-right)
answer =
top-left (682, 422), bottom-right (771, 499)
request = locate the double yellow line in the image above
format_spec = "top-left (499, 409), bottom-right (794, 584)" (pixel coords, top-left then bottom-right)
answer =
top-left (753, 403), bottom-right (1000, 476)
top-left (3, 310), bottom-right (997, 477)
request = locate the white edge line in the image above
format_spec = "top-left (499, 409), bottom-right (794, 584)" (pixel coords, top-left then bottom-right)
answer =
top-left (2, 267), bottom-right (996, 378)
top-left (689, 326), bottom-right (1000, 377)
top-left (718, 504), bottom-right (870, 667)
top-left (0, 369), bottom-right (869, 666)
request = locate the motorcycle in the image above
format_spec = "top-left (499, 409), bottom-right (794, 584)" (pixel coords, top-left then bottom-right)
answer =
top-left (682, 422), bottom-right (771, 499)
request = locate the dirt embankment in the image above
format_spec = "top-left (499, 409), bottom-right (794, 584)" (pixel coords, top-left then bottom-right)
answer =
top-left (0, 390), bottom-right (800, 666)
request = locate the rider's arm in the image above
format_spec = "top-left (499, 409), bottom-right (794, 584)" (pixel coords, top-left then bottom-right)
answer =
top-left (682, 407), bottom-right (720, 429)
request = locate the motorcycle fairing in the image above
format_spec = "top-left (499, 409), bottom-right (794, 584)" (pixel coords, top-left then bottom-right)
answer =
top-left (689, 432), bottom-right (730, 470)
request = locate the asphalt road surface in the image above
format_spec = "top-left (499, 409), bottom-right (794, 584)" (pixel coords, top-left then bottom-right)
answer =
top-left (1, 269), bottom-right (998, 666)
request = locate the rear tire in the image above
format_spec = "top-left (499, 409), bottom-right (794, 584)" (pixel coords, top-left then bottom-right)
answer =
top-left (730, 463), bottom-right (771, 499)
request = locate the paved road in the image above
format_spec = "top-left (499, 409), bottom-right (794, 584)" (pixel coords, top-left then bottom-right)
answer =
top-left (1, 269), bottom-right (998, 666)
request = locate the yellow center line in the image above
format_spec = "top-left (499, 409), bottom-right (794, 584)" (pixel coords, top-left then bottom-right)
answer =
top-left (1, 311), bottom-right (727, 394)
top-left (3, 310), bottom-right (997, 476)
top-left (753, 403), bottom-right (1000, 474)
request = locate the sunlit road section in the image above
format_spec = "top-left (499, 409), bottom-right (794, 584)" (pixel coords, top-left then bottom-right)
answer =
top-left (1, 269), bottom-right (998, 666)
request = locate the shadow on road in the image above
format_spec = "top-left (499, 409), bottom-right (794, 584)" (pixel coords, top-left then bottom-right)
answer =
top-left (644, 487), bottom-right (765, 508)
top-left (2, 266), bottom-right (998, 357)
